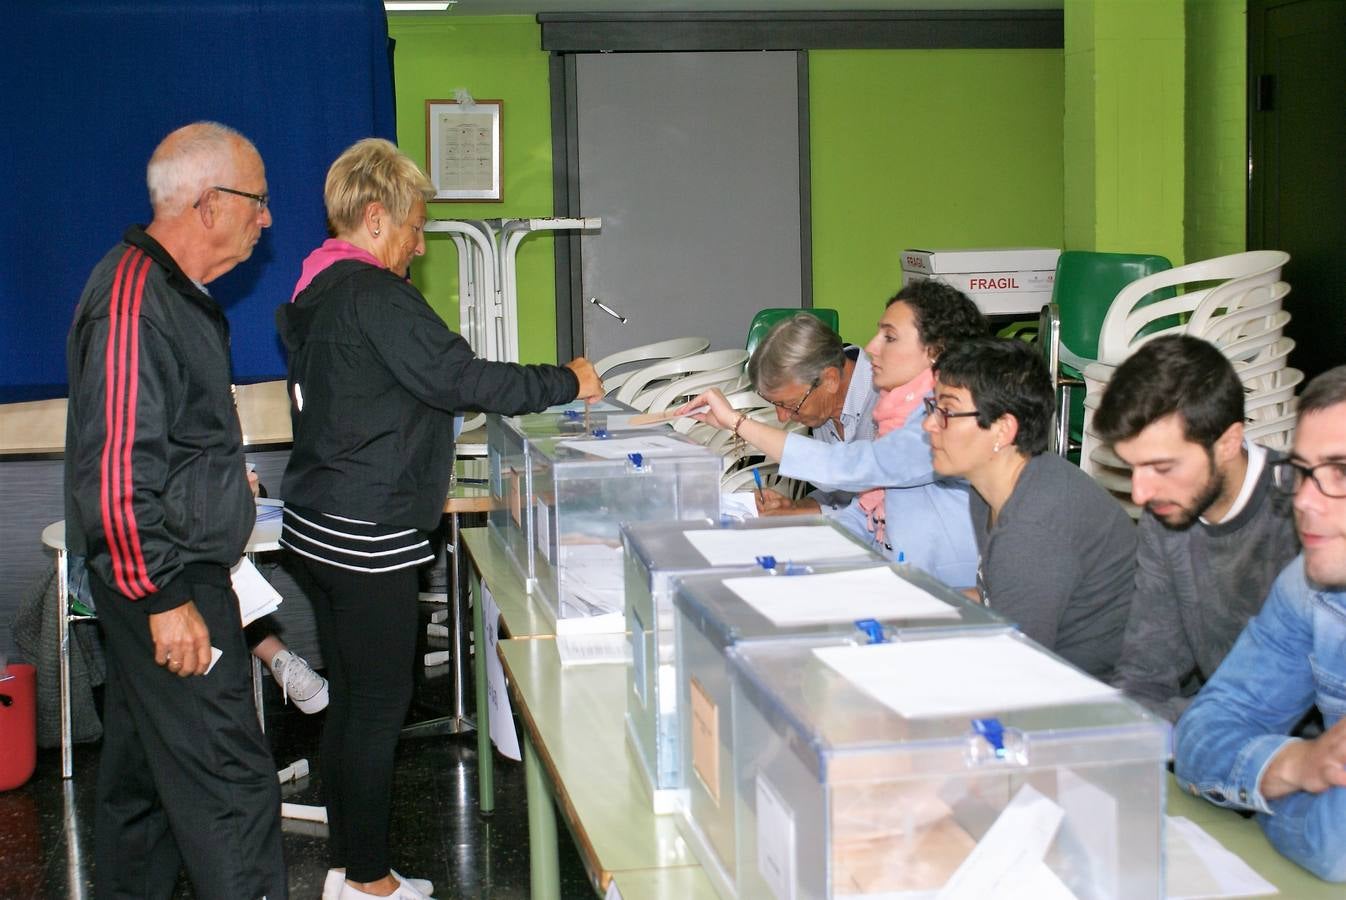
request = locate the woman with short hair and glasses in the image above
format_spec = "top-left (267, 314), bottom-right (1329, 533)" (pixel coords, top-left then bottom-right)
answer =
top-left (682, 280), bottom-right (986, 586)
top-left (924, 338), bottom-right (1136, 679)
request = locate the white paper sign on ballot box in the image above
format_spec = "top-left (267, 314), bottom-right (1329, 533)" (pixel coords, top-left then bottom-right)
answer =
top-left (481, 583), bottom-right (521, 761)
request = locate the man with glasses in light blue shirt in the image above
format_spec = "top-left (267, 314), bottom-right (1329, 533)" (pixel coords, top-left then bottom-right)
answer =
top-left (1174, 365), bottom-right (1346, 883)
top-left (746, 313), bottom-right (880, 517)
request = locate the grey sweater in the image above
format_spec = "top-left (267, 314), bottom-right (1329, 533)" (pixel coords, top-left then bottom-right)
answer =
top-left (971, 453), bottom-right (1137, 680)
top-left (1112, 449), bottom-right (1298, 721)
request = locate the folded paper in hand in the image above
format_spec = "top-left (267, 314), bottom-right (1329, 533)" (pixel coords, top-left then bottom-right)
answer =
top-left (230, 556), bottom-right (283, 626)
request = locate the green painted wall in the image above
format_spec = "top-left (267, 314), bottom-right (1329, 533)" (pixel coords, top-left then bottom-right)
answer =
top-left (387, 15), bottom-right (559, 364)
top-left (1064, 0), bottom-right (1187, 265)
top-left (809, 50), bottom-right (1065, 346)
top-left (1185, 0), bottom-right (1247, 261)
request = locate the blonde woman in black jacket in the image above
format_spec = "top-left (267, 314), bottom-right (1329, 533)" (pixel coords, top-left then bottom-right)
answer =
top-left (278, 138), bottom-right (602, 900)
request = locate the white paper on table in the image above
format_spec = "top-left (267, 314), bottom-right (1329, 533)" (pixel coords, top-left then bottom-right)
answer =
top-left (554, 434), bottom-right (701, 460)
top-left (1165, 816), bottom-right (1279, 899)
top-left (813, 634), bottom-right (1118, 719)
top-left (603, 876), bottom-right (624, 900)
top-left (725, 566), bottom-right (960, 627)
top-left (936, 783), bottom-right (1071, 900)
top-left (719, 491), bottom-right (759, 522)
top-left (682, 525), bottom-right (873, 567)
top-left (230, 556), bottom-right (282, 626)
top-left (556, 632), bottom-right (631, 666)
top-left (481, 582), bottom-right (521, 761)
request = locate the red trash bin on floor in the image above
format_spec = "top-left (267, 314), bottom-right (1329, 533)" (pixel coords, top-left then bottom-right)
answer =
top-left (0, 663), bottom-right (37, 790)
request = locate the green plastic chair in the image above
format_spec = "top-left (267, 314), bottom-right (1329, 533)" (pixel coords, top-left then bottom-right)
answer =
top-left (745, 308), bottom-right (840, 358)
top-left (1050, 252), bottom-right (1174, 449)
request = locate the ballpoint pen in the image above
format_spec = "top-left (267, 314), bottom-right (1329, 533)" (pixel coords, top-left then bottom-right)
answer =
top-left (751, 467), bottom-right (764, 506)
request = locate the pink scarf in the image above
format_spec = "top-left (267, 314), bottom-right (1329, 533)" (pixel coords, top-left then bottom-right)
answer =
top-left (290, 238), bottom-right (383, 300)
top-left (857, 367), bottom-right (934, 546)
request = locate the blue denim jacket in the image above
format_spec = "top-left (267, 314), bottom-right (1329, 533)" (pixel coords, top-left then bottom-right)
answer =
top-left (1173, 555), bottom-right (1346, 882)
top-left (778, 401), bottom-right (978, 588)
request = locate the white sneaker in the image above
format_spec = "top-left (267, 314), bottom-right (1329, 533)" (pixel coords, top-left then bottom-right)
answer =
top-left (322, 869), bottom-right (434, 900)
top-left (336, 877), bottom-right (435, 899)
top-left (269, 649), bottom-right (329, 714)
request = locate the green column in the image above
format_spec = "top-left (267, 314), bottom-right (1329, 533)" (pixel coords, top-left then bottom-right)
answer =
top-left (1064, 0), bottom-right (1187, 264)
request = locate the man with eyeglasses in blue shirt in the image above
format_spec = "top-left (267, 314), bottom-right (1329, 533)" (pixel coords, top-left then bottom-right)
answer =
top-left (1174, 364), bottom-right (1346, 883)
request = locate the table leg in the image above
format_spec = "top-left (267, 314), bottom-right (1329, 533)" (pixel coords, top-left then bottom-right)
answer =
top-left (450, 511), bottom-right (469, 723)
top-left (473, 563), bottom-right (495, 813)
top-left (57, 548), bottom-right (71, 780)
top-left (525, 731), bottom-right (560, 900)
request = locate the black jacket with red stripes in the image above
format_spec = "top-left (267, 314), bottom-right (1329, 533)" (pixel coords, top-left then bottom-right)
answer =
top-left (64, 226), bottom-right (254, 613)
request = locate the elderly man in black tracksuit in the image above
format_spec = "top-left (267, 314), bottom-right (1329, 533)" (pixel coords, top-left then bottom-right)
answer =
top-left (64, 122), bottom-right (286, 900)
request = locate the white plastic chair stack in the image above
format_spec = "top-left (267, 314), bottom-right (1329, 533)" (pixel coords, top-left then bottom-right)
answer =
top-left (611, 348), bottom-right (749, 412)
top-left (1074, 250), bottom-right (1293, 499)
top-left (593, 336), bottom-right (709, 395)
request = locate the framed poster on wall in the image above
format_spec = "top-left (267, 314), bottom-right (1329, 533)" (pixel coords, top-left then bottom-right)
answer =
top-left (425, 99), bottom-right (502, 202)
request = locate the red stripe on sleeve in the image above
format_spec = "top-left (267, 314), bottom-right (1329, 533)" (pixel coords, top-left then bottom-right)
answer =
top-left (100, 249), bottom-right (136, 596)
top-left (120, 255), bottom-right (156, 595)
top-left (99, 249), bottom-right (158, 598)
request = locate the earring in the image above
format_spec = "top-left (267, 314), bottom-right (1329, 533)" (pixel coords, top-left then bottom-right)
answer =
top-left (993, 441), bottom-right (1001, 453)
top-left (373, 228), bottom-right (380, 236)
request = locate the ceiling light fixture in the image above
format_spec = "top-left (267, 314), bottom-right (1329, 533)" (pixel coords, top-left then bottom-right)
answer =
top-left (384, 1), bottom-right (455, 11)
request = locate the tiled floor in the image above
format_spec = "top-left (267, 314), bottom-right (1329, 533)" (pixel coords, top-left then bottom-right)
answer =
top-left (0, 601), bottom-right (594, 899)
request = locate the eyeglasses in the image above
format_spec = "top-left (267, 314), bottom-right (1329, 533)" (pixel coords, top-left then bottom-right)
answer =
top-left (193, 185), bottom-right (270, 211)
top-left (1271, 459), bottom-right (1346, 498)
top-left (768, 378), bottom-right (820, 419)
top-left (922, 396), bottom-right (981, 428)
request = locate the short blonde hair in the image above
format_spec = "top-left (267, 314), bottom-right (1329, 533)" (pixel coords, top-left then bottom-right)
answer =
top-left (324, 138), bottom-right (433, 234)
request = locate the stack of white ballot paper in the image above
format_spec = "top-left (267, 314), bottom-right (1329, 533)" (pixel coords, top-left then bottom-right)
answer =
top-left (724, 567), bottom-right (961, 627)
top-left (681, 525), bottom-right (875, 567)
top-left (813, 634), bottom-right (1118, 718)
top-left (554, 434), bottom-right (704, 460)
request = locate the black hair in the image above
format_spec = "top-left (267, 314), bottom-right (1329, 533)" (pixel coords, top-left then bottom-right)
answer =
top-left (933, 338), bottom-right (1054, 456)
top-left (1092, 335), bottom-right (1244, 448)
top-left (887, 280), bottom-right (989, 357)
top-left (1299, 365), bottom-right (1346, 417)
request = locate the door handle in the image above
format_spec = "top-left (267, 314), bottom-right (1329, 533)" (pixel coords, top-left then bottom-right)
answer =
top-left (588, 297), bottom-right (628, 324)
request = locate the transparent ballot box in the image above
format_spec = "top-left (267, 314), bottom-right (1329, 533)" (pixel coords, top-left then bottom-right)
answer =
top-left (528, 430), bottom-right (720, 633)
top-left (711, 630), bottom-right (1169, 900)
top-left (622, 517), bottom-right (886, 812)
top-left (673, 566), bottom-right (1010, 893)
top-left (485, 399), bottom-right (640, 586)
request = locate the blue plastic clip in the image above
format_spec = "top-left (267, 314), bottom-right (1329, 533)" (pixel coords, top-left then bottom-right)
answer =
top-left (563, 409), bottom-right (582, 420)
top-left (973, 717), bottom-right (1006, 758)
top-left (855, 618), bottom-right (886, 644)
top-left (627, 452), bottom-right (643, 468)
top-left (591, 428), bottom-right (609, 439)
top-left (755, 555), bottom-right (777, 570)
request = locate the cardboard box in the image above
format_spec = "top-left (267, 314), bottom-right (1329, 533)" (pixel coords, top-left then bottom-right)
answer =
top-left (901, 247), bottom-right (1061, 317)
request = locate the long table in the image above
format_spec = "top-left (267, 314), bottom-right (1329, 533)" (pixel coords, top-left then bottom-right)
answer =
top-left (463, 528), bottom-right (554, 816)
top-left (499, 637), bottom-right (715, 900)
top-left (464, 527), bottom-right (1342, 900)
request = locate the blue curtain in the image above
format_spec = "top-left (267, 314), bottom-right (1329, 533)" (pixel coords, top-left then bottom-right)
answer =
top-left (0, 0), bottom-right (396, 401)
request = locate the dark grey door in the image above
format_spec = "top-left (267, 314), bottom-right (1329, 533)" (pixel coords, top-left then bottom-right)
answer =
top-left (574, 51), bottom-right (803, 360)
top-left (1249, 0), bottom-right (1346, 380)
